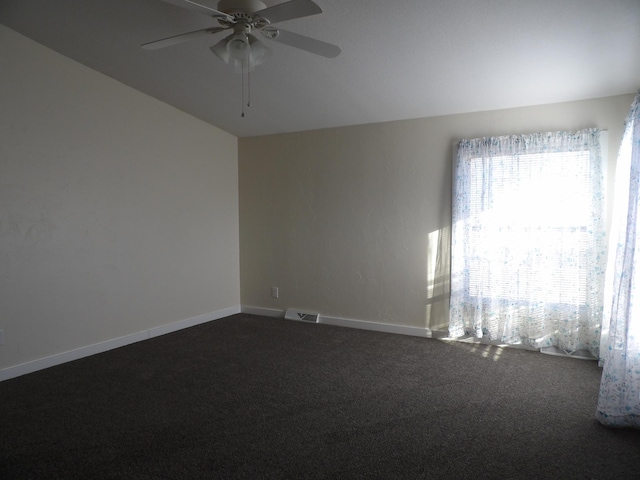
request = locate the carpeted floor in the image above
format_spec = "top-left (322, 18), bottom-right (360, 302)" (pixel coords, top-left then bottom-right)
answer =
top-left (2, 313), bottom-right (640, 479)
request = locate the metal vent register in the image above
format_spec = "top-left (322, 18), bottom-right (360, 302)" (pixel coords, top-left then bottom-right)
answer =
top-left (284, 309), bottom-right (319, 323)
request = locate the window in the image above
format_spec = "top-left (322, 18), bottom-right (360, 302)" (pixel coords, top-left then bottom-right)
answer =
top-left (449, 129), bottom-right (606, 357)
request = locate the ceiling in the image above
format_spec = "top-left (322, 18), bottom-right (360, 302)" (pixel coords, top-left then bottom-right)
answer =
top-left (1, 0), bottom-right (639, 138)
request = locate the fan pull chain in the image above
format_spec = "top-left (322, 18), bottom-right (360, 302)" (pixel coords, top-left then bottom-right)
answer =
top-left (247, 65), bottom-right (251, 108)
top-left (240, 59), bottom-right (252, 117)
top-left (241, 59), bottom-right (245, 118)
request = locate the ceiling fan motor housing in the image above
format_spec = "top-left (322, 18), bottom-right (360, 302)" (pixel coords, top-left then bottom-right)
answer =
top-left (217, 0), bottom-right (270, 29)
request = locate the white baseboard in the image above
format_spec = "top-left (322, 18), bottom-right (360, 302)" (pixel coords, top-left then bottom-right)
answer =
top-left (0, 305), bottom-right (241, 382)
top-left (241, 306), bottom-right (429, 337)
top-left (1, 305), bottom-right (431, 382)
top-left (148, 305), bottom-right (240, 338)
top-left (241, 306), bottom-right (285, 317)
top-left (319, 315), bottom-right (430, 337)
top-left (0, 331), bottom-right (150, 383)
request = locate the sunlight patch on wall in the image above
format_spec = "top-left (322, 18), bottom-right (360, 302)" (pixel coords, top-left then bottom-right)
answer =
top-left (425, 225), bottom-right (451, 332)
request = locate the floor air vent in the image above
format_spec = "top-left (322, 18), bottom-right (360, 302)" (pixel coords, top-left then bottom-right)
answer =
top-left (284, 309), bottom-right (319, 323)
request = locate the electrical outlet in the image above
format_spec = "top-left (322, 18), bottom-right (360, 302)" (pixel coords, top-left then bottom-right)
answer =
top-left (0, 330), bottom-right (4, 346)
top-left (271, 287), bottom-right (279, 299)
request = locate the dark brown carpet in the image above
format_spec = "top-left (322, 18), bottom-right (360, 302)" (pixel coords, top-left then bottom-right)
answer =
top-left (2, 313), bottom-right (639, 479)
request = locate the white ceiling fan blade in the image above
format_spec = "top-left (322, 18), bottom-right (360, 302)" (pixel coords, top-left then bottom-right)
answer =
top-left (141, 27), bottom-right (227, 50)
top-left (160, 0), bottom-right (234, 21)
top-left (263, 28), bottom-right (341, 58)
top-left (255, 0), bottom-right (322, 25)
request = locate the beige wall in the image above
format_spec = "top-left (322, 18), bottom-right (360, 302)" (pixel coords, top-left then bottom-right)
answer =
top-left (0, 26), bottom-right (240, 371)
top-left (1, 23), bottom-right (633, 373)
top-left (239, 94), bottom-right (634, 330)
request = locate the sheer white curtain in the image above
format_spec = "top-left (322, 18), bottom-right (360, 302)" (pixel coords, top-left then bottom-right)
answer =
top-left (597, 92), bottom-right (640, 428)
top-left (449, 129), bottom-right (606, 357)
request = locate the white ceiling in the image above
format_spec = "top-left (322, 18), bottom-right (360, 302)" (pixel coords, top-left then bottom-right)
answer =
top-left (1, 0), bottom-right (639, 138)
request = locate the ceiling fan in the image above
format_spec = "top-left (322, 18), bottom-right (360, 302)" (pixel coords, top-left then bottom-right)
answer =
top-left (142, 0), bottom-right (341, 70)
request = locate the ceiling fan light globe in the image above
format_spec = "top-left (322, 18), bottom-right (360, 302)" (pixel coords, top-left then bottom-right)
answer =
top-left (210, 37), bottom-right (231, 63)
top-left (248, 34), bottom-right (271, 66)
top-left (231, 59), bottom-right (249, 73)
top-left (227, 33), bottom-right (250, 59)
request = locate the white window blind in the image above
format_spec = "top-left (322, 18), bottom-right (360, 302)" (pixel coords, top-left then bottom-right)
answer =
top-left (467, 150), bottom-right (591, 305)
top-left (449, 129), bottom-right (607, 357)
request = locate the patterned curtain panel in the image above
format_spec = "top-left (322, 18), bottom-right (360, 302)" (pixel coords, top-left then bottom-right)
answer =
top-left (597, 92), bottom-right (640, 428)
top-left (449, 129), bottom-right (606, 358)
